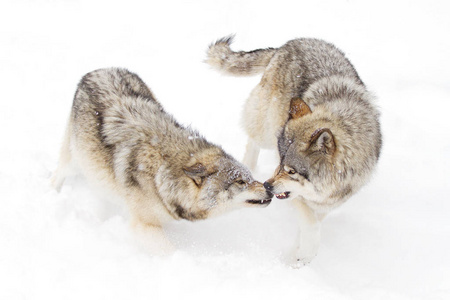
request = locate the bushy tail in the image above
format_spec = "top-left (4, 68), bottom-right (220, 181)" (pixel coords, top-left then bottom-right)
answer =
top-left (205, 36), bottom-right (277, 76)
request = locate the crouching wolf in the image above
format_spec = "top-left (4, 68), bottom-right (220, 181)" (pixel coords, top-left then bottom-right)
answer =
top-left (206, 37), bottom-right (382, 265)
top-left (51, 68), bottom-right (272, 251)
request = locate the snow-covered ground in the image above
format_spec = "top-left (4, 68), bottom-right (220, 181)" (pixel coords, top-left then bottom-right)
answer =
top-left (1, 0), bottom-right (449, 299)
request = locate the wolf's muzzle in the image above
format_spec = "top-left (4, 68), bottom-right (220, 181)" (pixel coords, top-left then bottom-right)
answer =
top-left (263, 181), bottom-right (274, 191)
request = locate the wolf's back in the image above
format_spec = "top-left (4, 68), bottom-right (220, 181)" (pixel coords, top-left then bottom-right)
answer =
top-left (206, 36), bottom-right (277, 76)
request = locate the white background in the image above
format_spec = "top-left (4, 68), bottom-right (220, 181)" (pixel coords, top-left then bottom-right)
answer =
top-left (1, 0), bottom-right (449, 299)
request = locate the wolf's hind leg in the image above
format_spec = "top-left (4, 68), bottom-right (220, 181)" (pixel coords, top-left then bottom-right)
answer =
top-left (242, 138), bottom-right (260, 171)
top-left (50, 120), bottom-right (72, 192)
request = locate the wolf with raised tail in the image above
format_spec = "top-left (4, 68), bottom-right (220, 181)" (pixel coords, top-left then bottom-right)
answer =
top-left (206, 37), bottom-right (382, 265)
top-left (51, 68), bottom-right (273, 251)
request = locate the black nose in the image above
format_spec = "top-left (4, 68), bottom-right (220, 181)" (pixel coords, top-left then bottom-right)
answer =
top-left (266, 191), bottom-right (274, 199)
top-left (263, 181), bottom-right (273, 191)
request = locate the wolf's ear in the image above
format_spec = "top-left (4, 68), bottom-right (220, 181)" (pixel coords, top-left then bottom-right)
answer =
top-left (183, 163), bottom-right (208, 187)
top-left (289, 98), bottom-right (312, 120)
top-left (309, 128), bottom-right (336, 155)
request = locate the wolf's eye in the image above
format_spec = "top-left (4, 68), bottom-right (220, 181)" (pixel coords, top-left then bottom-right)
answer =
top-left (284, 165), bottom-right (296, 175)
top-left (236, 180), bottom-right (246, 185)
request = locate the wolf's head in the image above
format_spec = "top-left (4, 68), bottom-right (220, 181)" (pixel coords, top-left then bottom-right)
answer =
top-left (264, 96), bottom-right (380, 211)
top-left (155, 147), bottom-right (272, 221)
top-left (182, 148), bottom-right (273, 219)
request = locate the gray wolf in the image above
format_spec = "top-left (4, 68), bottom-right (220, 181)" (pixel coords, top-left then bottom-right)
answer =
top-left (51, 68), bottom-right (273, 251)
top-left (206, 37), bottom-right (382, 265)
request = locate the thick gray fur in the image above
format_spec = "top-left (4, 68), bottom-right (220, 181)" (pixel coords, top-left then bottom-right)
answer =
top-left (207, 37), bottom-right (382, 265)
top-left (51, 68), bottom-right (272, 240)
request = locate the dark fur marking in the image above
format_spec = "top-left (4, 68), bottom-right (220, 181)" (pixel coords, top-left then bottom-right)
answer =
top-left (174, 204), bottom-right (187, 219)
top-left (174, 204), bottom-right (207, 221)
top-left (93, 102), bottom-right (116, 173)
top-left (331, 185), bottom-right (353, 200)
top-left (125, 146), bottom-right (140, 188)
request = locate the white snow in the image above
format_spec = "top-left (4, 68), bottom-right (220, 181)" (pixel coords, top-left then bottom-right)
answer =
top-left (1, 0), bottom-right (450, 299)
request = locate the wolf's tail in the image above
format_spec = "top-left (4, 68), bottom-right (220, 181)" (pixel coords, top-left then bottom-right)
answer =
top-left (205, 36), bottom-right (277, 76)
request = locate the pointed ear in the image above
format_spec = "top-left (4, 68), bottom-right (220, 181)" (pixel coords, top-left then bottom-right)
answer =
top-left (309, 128), bottom-right (336, 155)
top-left (289, 98), bottom-right (312, 120)
top-left (183, 163), bottom-right (208, 187)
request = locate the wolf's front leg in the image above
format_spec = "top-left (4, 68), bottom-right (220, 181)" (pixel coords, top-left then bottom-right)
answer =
top-left (292, 199), bottom-right (322, 267)
top-left (132, 219), bottom-right (175, 255)
top-left (242, 138), bottom-right (260, 171)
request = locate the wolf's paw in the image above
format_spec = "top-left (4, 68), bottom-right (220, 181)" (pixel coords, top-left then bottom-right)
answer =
top-left (292, 254), bottom-right (316, 268)
top-left (292, 242), bottom-right (319, 268)
top-left (286, 245), bottom-right (317, 268)
top-left (50, 173), bottom-right (64, 192)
